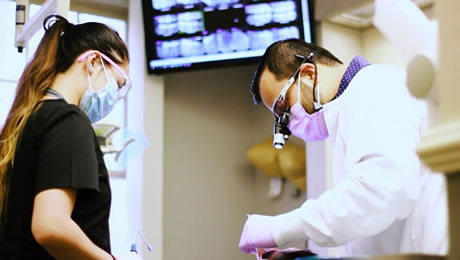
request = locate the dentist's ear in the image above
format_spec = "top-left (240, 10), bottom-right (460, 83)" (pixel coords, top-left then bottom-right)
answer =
top-left (299, 63), bottom-right (316, 81)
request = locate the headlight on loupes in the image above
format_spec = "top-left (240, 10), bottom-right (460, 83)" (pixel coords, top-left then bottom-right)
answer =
top-left (273, 112), bottom-right (291, 150)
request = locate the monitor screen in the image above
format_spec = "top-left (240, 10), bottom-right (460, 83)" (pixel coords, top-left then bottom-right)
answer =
top-left (142, 0), bottom-right (314, 74)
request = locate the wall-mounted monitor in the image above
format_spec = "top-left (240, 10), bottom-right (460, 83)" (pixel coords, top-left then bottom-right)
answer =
top-left (142, 0), bottom-right (315, 74)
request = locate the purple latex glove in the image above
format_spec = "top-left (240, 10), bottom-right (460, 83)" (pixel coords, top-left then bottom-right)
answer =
top-left (239, 214), bottom-right (277, 254)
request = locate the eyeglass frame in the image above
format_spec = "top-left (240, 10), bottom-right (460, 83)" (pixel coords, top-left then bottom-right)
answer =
top-left (77, 50), bottom-right (132, 100)
top-left (270, 52), bottom-right (317, 119)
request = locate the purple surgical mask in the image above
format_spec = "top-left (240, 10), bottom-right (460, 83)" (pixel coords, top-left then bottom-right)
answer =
top-left (288, 73), bottom-right (329, 142)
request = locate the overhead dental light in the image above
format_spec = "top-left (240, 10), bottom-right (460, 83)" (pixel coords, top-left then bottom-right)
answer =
top-left (373, 0), bottom-right (438, 105)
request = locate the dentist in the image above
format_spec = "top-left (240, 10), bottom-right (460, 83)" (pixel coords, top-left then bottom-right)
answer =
top-left (239, 39), bottom-right (447, 257)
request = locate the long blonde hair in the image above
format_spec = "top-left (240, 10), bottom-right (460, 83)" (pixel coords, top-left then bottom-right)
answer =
top-left (0, 15), bottom-right (128, 217)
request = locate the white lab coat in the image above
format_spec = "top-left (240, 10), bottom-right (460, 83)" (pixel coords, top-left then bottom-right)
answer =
top-left (271, 65), bottom-right (448, 257)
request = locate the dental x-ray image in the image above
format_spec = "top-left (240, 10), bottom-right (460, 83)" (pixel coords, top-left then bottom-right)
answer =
top-left (152, 0), bottom-right (176, 10)
top-left (154, 14), bottom-right (178, 37)
top-left (176, 0), bottom-right (200, 6)
top-left (202, 33), bottom-right (219, 54)
top-left (201, 0), bottom-right (241, 7)
top-left (156, 27), bottom-right (250, 58)
top-left (271, 1), bottom-right (297, 24)
top-left (247, 29), bottom-right (274, 51)
top-left (246, 1), bottom-right (298, 27)
top-left (156, 40), bottom-right (180, 59)
top-left (245, 3), bottom-right (272, 27)
top-left (215, 28), bottom-right (250, 53)
top-left (152, 0), bottom-right (242, 10)
top-left (271, 26), bottom-right (300, 42)
top-left (177, 11), bottom-right (204, 34)
top-left (179, 37), bottom-right (203, 57)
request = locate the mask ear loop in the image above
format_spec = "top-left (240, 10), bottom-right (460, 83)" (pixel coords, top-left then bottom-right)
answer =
top-left (99, 56), bottom-right (119, 93)
top-left (86, 62), bottom-right (95, 92)
top-left (301, 52), bottom-right (322, 111)
top-left (85, 54), bottom-right (106, 92)
top-left (312, 62), bottom-right (322, 110)
top-left (297, 70), bottom-right (302, 105)
top-left (100, 56), bottom-right (110, 80)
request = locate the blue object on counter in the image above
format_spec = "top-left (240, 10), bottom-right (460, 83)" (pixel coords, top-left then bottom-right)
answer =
top-left (130, 243), bottom-right (137, 253)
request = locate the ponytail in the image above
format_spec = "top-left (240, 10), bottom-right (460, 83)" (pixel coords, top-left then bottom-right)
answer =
top-left (0, 15), bottom-right (71, 217)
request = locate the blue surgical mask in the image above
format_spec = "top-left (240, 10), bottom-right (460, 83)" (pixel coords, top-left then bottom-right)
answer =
top-left (79, 57), bottom-right (118, 123)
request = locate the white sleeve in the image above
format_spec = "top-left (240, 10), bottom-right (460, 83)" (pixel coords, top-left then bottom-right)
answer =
top-left (271, 74), bottom-right (423, 247)
top-left (272, 154), bottom-right (418, 247)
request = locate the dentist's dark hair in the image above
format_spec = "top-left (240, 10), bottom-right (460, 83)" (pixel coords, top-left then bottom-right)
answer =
top-left (0, 15), bottom-right (129, 217)
top-left (250, 39), bottom-right (343, 105)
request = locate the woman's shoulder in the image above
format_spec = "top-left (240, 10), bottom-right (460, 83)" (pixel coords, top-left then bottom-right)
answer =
top-left (30, 99), bottom-right (92, 133)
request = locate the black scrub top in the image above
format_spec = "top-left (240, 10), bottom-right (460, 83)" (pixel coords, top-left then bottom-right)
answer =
top-left (0, 99), bottom-right (112, 259)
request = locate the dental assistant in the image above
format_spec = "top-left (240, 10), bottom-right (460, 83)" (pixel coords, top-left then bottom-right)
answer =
top-left (239, 39), bottom-right (448, 257)
top-left (0, 15), bottom-right (133, 259)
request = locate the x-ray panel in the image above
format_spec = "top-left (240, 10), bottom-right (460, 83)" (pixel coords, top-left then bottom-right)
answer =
top-left (143, 0), bottom-right (314, 74)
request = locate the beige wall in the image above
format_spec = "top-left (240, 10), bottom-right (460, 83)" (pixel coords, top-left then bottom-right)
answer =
top-left (317, 22), bottom-right (363, 64)
top-left (163, 65), bottom-right (254, 260)
top-left (362, 27), bottom-right (406, 68)
top-left (162, 63), bottom-right (306, 259)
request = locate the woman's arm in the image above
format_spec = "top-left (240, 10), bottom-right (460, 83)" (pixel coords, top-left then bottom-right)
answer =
top-left (31, 188), bottom-right (113, 260)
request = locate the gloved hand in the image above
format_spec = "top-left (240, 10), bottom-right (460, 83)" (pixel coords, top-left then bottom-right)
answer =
top-left (114, 251), bottom-right (143, 260)
top-left (239, 214), bottom-right (277, 254)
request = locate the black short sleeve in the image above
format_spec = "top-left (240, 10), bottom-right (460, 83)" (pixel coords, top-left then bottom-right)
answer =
top-left (0, 100), bottom-right (111, 257)
top-left (35, 111), bottom-right (99, 194)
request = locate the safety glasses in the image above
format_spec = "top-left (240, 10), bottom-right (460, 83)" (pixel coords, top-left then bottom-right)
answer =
top-left (271, 53), bottom-right (314, 119)
top-left (78, 50), bottom-right (132, 100)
